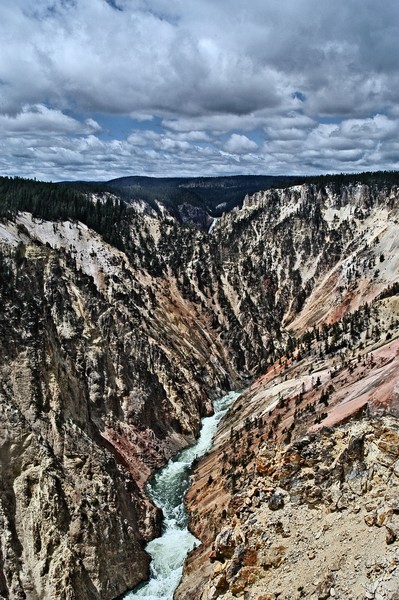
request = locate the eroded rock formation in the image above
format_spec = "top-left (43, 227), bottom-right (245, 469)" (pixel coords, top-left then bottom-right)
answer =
top-left (1, 180), bottom-right (399, 598)
top-left (177, 183), bottom-right (399, 599)
top-left (178, 417), bottom-right (399, 599)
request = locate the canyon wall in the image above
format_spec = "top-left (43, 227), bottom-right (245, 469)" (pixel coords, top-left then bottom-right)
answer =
top-left (177, 183), bottom-right (399, 599)
top-left (0, 182), bottom-right (399, 597)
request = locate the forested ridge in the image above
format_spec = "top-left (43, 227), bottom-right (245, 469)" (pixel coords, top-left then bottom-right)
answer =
top-left (0, 176), bottom-right (131, 249)
top-left (286, 169), bottom-right (399, 189)
top-left (1, 170), bottom-right (399, 249)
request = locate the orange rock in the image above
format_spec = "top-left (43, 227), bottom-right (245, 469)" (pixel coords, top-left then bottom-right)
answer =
top-left (256, 456), bottom-right (276, 475)
top-left (282, 451), bottom-right (303, 465)
top-left (364, 513), bottom-right (376, 527)
top-left (377, 430), bottom-right (399, 456)
top-left (261, 545), bottom-right (287, 569)
top-left (243, 548), bottom-right (258, 567)
top-left (240, 566), bottom-right (262, 586)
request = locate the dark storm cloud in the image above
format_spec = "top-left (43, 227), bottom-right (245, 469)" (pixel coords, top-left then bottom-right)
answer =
top-left (4, 0), bottom-right (399, 119)
top-left (1, 0), bottom-right (399, 179)
top-left (0, 0), bottom-right (284, 118)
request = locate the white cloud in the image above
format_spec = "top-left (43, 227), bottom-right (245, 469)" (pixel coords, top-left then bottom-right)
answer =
top-left (0, 104), bottom-right (101, 135)
top-left (224, 134), bottom-right (258, 154)
top-left (1, 1), bottom-right (399, 178)
top-left (3, 110), bottom-right (399, 182)
top-left (2, 0), bottom-right (398, 120)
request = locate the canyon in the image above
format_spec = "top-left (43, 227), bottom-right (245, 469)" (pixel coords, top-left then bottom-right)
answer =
top-left (0, 176), bottom-right (399, 598)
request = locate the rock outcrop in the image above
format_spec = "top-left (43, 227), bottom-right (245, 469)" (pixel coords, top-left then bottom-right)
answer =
top-left (0, 220), bottom-right (237, 599)
top-left (178, 415), bottom-right (399, 600)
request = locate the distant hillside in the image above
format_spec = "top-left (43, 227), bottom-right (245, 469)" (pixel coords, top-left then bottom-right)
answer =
top-left (4, 171), bottom-right (399, 235)
top-left (79, 171), bottom-right (399, 228)
top-left (55, 171), bottom-right (399, 231)
top-left (103, 175), bottom-right (296, 217)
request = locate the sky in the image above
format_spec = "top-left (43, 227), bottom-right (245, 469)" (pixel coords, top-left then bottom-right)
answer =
top-left (1, 0), bottom-right (399, 181)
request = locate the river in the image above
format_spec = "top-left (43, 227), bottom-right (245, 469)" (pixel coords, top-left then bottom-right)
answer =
top-left (124, 390), bottom-right (240, 600)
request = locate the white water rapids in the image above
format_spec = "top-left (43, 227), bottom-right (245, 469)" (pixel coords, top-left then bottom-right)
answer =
top-left (125, 390), bottom-right (239, 600)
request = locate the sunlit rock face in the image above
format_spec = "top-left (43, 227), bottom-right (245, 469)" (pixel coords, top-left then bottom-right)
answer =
top-left (0, 220), bottom-right (237, 599)
top-left (177, 183), bottom-right (399, 600)
top-left (178, 415), bottom-right (399, 600)
top-left (1, 181), bottom-right (399, 598)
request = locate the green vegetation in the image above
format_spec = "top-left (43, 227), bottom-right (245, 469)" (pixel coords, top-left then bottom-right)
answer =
top-left (105, 174), bottom-right (297, 217)
top-left (378, 282), bottom-right (399, 301)
top-left (2, 170), bottom-right (399, 240)
top-left (286, 170), bottom-right (399, 191)
top-left (0, 176), bottom-right (132, 250)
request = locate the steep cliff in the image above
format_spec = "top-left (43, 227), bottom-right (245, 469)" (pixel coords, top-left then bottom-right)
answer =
top-left (177, 182), bottom-right (399, 599)
top-left (1, 179), bottom-right (399, 598)
top-left (179, 415), bottom-right (399, 599)
top-left (0, 215), bottom-right (238, 599)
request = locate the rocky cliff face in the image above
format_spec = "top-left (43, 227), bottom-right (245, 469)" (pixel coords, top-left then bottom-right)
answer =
top-left (0, 215), bottom-right (239, 599)
top-left (1, 181), bottom-right (399, 598)
top-left (176, 182), bottom-right (399, 599)
top-left (178, 416), bottom-right (399, 600)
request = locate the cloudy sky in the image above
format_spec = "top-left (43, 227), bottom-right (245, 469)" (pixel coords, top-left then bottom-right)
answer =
top-left (1, 0), bottom-right (399, 181)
